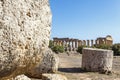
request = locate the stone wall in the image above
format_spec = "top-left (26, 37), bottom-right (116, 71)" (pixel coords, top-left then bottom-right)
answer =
top-left (0, 0), bottom-right (51, 79)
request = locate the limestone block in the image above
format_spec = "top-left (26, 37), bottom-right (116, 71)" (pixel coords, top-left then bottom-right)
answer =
top-left (82, 48), bottom-right (113, 73)
top-left (42, 74), bottom-right (67, 80)
top-left (26, 49), bottom-right (59, 78)
top-left (0, 0), bottom-right (51, 79)
top-left (10, 74), bottom-right (31, 80)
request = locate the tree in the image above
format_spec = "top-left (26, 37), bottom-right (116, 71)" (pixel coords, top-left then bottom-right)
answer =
top-left (77, 46), bottom-right (86, 54)
top-left (49, 40), bottom-right (54, 48)
top-left (112, 43), bottom-right (120, 56)
top-left (52, 45), bottom-right (64, 53)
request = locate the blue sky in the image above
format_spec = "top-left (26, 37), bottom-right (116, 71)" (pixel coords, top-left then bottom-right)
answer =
top-left (50, 0), bottom-right (120, 43)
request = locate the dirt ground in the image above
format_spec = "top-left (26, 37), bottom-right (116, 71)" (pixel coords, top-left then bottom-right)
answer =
top-left (57, 52), bottom-right (120, 80)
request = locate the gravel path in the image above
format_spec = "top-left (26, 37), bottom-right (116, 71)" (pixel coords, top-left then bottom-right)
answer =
top-left (57, 53), bottom-right (120, 80)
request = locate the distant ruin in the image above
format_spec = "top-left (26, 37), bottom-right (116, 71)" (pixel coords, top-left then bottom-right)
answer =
top-left (96, 35), bottom-right (113, 46)
top-left (52, 35), bottom-right (113, 51)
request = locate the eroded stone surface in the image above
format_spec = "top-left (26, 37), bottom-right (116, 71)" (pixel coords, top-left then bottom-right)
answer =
top-left (42, 74), bottom-right (67, 80)
top-left (0, 0), bottom-right (51, 79)
top-left (82, 48), bottom-right (113, 73)
top-left (26, 49), bottom-right (59, 78)
top-left (10, 74), bottom-right (31, 80)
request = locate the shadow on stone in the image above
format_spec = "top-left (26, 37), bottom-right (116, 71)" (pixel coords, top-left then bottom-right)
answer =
top-left (58, 67), bottom-right (85, 73)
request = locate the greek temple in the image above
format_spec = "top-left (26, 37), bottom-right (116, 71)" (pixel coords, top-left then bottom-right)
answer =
top-left (52, 35), bottom-right (113, 51)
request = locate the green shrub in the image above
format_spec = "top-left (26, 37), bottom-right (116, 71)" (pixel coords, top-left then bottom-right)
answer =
top-left (112, 44), bottom-right (120, 56)
top-left (94, 44), bottom-right (111, 50)
top-left (52, 45), bottom-right (64, 53)
top-left (77, 46), bottom-right (86, 54)
top-left (49, 40), bottom-right (54, 48)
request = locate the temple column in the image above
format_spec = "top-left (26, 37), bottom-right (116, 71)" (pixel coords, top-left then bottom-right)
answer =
top-left (91, 40), bottom-right (94, 47)
top-left (61, 40), bottom-right (64, 46)
top-left (83, 40), bottom-right (86, 46)
top-left (75, 40), bottom-right (78, 48)
top-left (65, 41), bottom-right (68, 47)
top-left (59, 41), bottom-right (62, 46)
top-left (55, 41), bottom-right (58, 46)
top-left (73, 40), bottom-right (76, 51)
top-left (87, 40), bottom-right (90, 47)
top-left (72, 40), bottom-right (74, 51)
top-left (62, 41), bottom-right (65, 47)
top-left (58, 41), bottom-right (60, 46)
top-left (80, 40), bottom-right (82, 46)
top-left (95, 40), bottom-right (98, 45)
top-left (68, 40), bottom-right (71, 51)
top-left (78, 40), bottom-right (80, 47)
top-left (78, 40), bottom-right (82, 46)
top-left (66, 40), bottom-right (69, 51)
top-left (64, 40), bottom-right (67, 51)
top-left (56, 41), bottom-right (58, 45)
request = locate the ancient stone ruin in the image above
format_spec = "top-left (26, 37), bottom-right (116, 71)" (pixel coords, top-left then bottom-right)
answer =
top-left (53, 38), bottom-right (91, 51)
top-left (0, 0), bottom-right (115, 79)
top-left (82, 48), bottom-right (113, 73)
top-left (0, 0), bottom-right (55, 79)
top-left (96, 35), bottom-right (113, 46)
top-left (53, 35), bottom-right (113, 51)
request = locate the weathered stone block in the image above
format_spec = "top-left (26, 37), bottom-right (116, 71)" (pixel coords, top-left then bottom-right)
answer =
top-left (42, 74), bottom-right (67, 80)
top-left (26, 49), bottom-right (59, 78)
top-left (0, 0), bottom-right (51, 79)
top-left (11, 74), bottom-right (31, 80)
top-left (82, 48), bottom-right (113, 73)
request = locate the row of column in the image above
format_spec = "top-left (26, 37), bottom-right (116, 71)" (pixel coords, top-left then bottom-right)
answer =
top-left (53, 40), bottom-right (95, 51)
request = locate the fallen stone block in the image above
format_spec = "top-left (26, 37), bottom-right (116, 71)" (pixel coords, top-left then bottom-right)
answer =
top-left (82, 48), bottom-right (113, 73)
